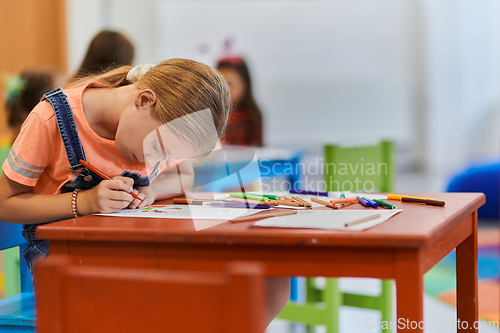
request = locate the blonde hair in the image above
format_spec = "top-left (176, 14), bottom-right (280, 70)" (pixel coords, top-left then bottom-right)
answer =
top-left (66, 58), bottom-right (230, 153)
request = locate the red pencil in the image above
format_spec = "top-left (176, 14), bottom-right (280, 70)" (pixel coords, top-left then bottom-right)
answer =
top-left (79, 159), bottom-right (143, 202)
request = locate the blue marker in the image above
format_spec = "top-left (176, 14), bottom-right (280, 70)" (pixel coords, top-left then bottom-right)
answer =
top-left (356, 196), bottom-right (370, 207)
top-left (362, 196), bottom-right (379, 208)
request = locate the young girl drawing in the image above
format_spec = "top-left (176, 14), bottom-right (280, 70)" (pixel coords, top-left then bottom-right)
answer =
top-left (0, 58), bottom-right (289, 328)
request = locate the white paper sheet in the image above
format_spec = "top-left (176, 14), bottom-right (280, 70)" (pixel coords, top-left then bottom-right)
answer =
top-left (96, 204), bottom-right (255, 220)
top-left (253, 209), bottom-right (402, 230)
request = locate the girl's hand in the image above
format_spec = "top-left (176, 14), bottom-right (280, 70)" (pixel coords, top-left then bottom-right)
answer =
top-left (78, 176), bottom-right (136, 215)
top-left (129, 186), bottom-right (156, 209)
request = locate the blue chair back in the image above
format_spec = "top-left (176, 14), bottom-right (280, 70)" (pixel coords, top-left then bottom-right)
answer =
top-left (0, 223), bottom-right (32, 294)
top-left (0, 223), bottom-right (26, 251)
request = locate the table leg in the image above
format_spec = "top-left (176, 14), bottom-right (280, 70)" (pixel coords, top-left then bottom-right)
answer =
top-left (395, 250), bottom-right (424, 332)
top-left (456, 212), bottom-right (478, 332)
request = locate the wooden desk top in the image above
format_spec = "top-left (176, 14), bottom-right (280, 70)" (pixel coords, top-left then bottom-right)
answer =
top-left (37, 193), bottom-right (484, 249)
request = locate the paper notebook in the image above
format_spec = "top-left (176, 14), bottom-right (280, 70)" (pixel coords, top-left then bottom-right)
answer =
top-left (252, 209), bottom-right (402, 231)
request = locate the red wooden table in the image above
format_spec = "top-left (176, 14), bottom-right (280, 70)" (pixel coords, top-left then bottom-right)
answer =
top-left (36, 193), bottom-right (485, 332)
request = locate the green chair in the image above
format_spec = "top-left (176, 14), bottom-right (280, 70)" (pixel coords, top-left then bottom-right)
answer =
top-left (0, 146), bottom-right (35, 332)
top-left (277, 140), bottom-right (394, 333)
top-left (0, 146), bottom-right (31, 298)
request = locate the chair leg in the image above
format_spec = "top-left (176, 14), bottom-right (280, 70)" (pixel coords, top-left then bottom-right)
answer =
top-left (304, 278), bottom-right (340, 333)
top-left (323, 279), bottom-right (340, 333)
top-left (305, 278), bottom-right (322, 332)
top-left (380, 280), bottom-right (393, 333)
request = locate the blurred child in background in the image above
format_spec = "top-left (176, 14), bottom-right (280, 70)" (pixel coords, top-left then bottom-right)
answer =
top-left (216, 57), bottom-right (264, 146)
top-left (70, 30), bottom-right (135, 81)
top-left (5, 67), bottom-right (63, 143)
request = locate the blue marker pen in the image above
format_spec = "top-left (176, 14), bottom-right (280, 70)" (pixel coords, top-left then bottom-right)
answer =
top-left (362, 196), bottom-right (379, 208)
top-left (356, 196), bottom-right (370, 207)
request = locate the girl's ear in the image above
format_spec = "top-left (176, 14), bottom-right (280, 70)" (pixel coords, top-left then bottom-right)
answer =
top-left (134, 89), bottom-right (157, 110)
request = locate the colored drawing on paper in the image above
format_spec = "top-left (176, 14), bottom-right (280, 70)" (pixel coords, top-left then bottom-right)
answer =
top-left (96, 205), bottom-right (251, 220)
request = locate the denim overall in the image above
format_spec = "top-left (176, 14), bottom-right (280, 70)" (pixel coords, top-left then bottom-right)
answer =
top-left (22, 88), bottom-right (158, 285)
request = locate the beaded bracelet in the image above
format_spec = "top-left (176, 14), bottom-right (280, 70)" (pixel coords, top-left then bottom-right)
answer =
top-left (71, 188), bottom-right (82, 218)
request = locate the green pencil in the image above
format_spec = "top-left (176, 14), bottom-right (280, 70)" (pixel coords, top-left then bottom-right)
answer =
top-left (250, 193), bottom-right (281, 200)
top-left (372, 199), bottom-right (397, 210)
top-left (229, 193), bottom-right (269, 202)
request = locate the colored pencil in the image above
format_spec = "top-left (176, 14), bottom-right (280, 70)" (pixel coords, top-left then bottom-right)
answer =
top-left (292, 196), bottom-right (312, 207)
top-left (281, 196), bottom-right (304, 206)
top-left (338, 202), bottom-right (357, 209)
top-left (277, 200), bottom-right (303, 207)
top-left (173, 198), bottom-right (219, 205)
top-left (230, 210), bottom-right (297, 223)
top-left (229, 193), bottom-right (269, 202)
top-left (250, 193), bottom-right (282, 200)
top-left (79, 159), bottom-right (142, 201)
top-left (203, 202), bottom-right (271, 209)
top-left (226, 197), bottom-right (272, 205)
top-left (344, 213), bottom-right (381, 227)
top-left (311, 197), bottom-right (338, 209)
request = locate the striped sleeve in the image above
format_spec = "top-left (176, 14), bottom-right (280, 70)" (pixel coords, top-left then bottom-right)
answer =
top-left (2, 106), bottom-right (57, 187)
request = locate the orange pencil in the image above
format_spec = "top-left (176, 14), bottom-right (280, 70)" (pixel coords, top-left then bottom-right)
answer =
top-left (79, 159), bottom-right (143, 202)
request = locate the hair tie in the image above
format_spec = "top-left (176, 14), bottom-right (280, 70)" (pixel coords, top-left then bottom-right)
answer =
top-left (4, 75), bottom-right (25, 107)
top-left (126, 64), bottom-right (155, 82)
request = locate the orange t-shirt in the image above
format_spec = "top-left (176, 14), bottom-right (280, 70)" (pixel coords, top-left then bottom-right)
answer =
top-left (3, 83), bottom-right (152, 194)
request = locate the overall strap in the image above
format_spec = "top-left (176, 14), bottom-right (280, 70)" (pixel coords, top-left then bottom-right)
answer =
top-left (42, 88), bottom-right (86, 171)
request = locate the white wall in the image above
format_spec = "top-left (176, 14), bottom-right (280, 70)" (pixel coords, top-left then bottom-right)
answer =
top-left (421, 0), bottom-right (500, 175)
top-left (157, 0), bottom-right (419, 153)
top-left (66, 0), bottom-right (500, 176)
top-left (67, 0), bottom-right (158, 73)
